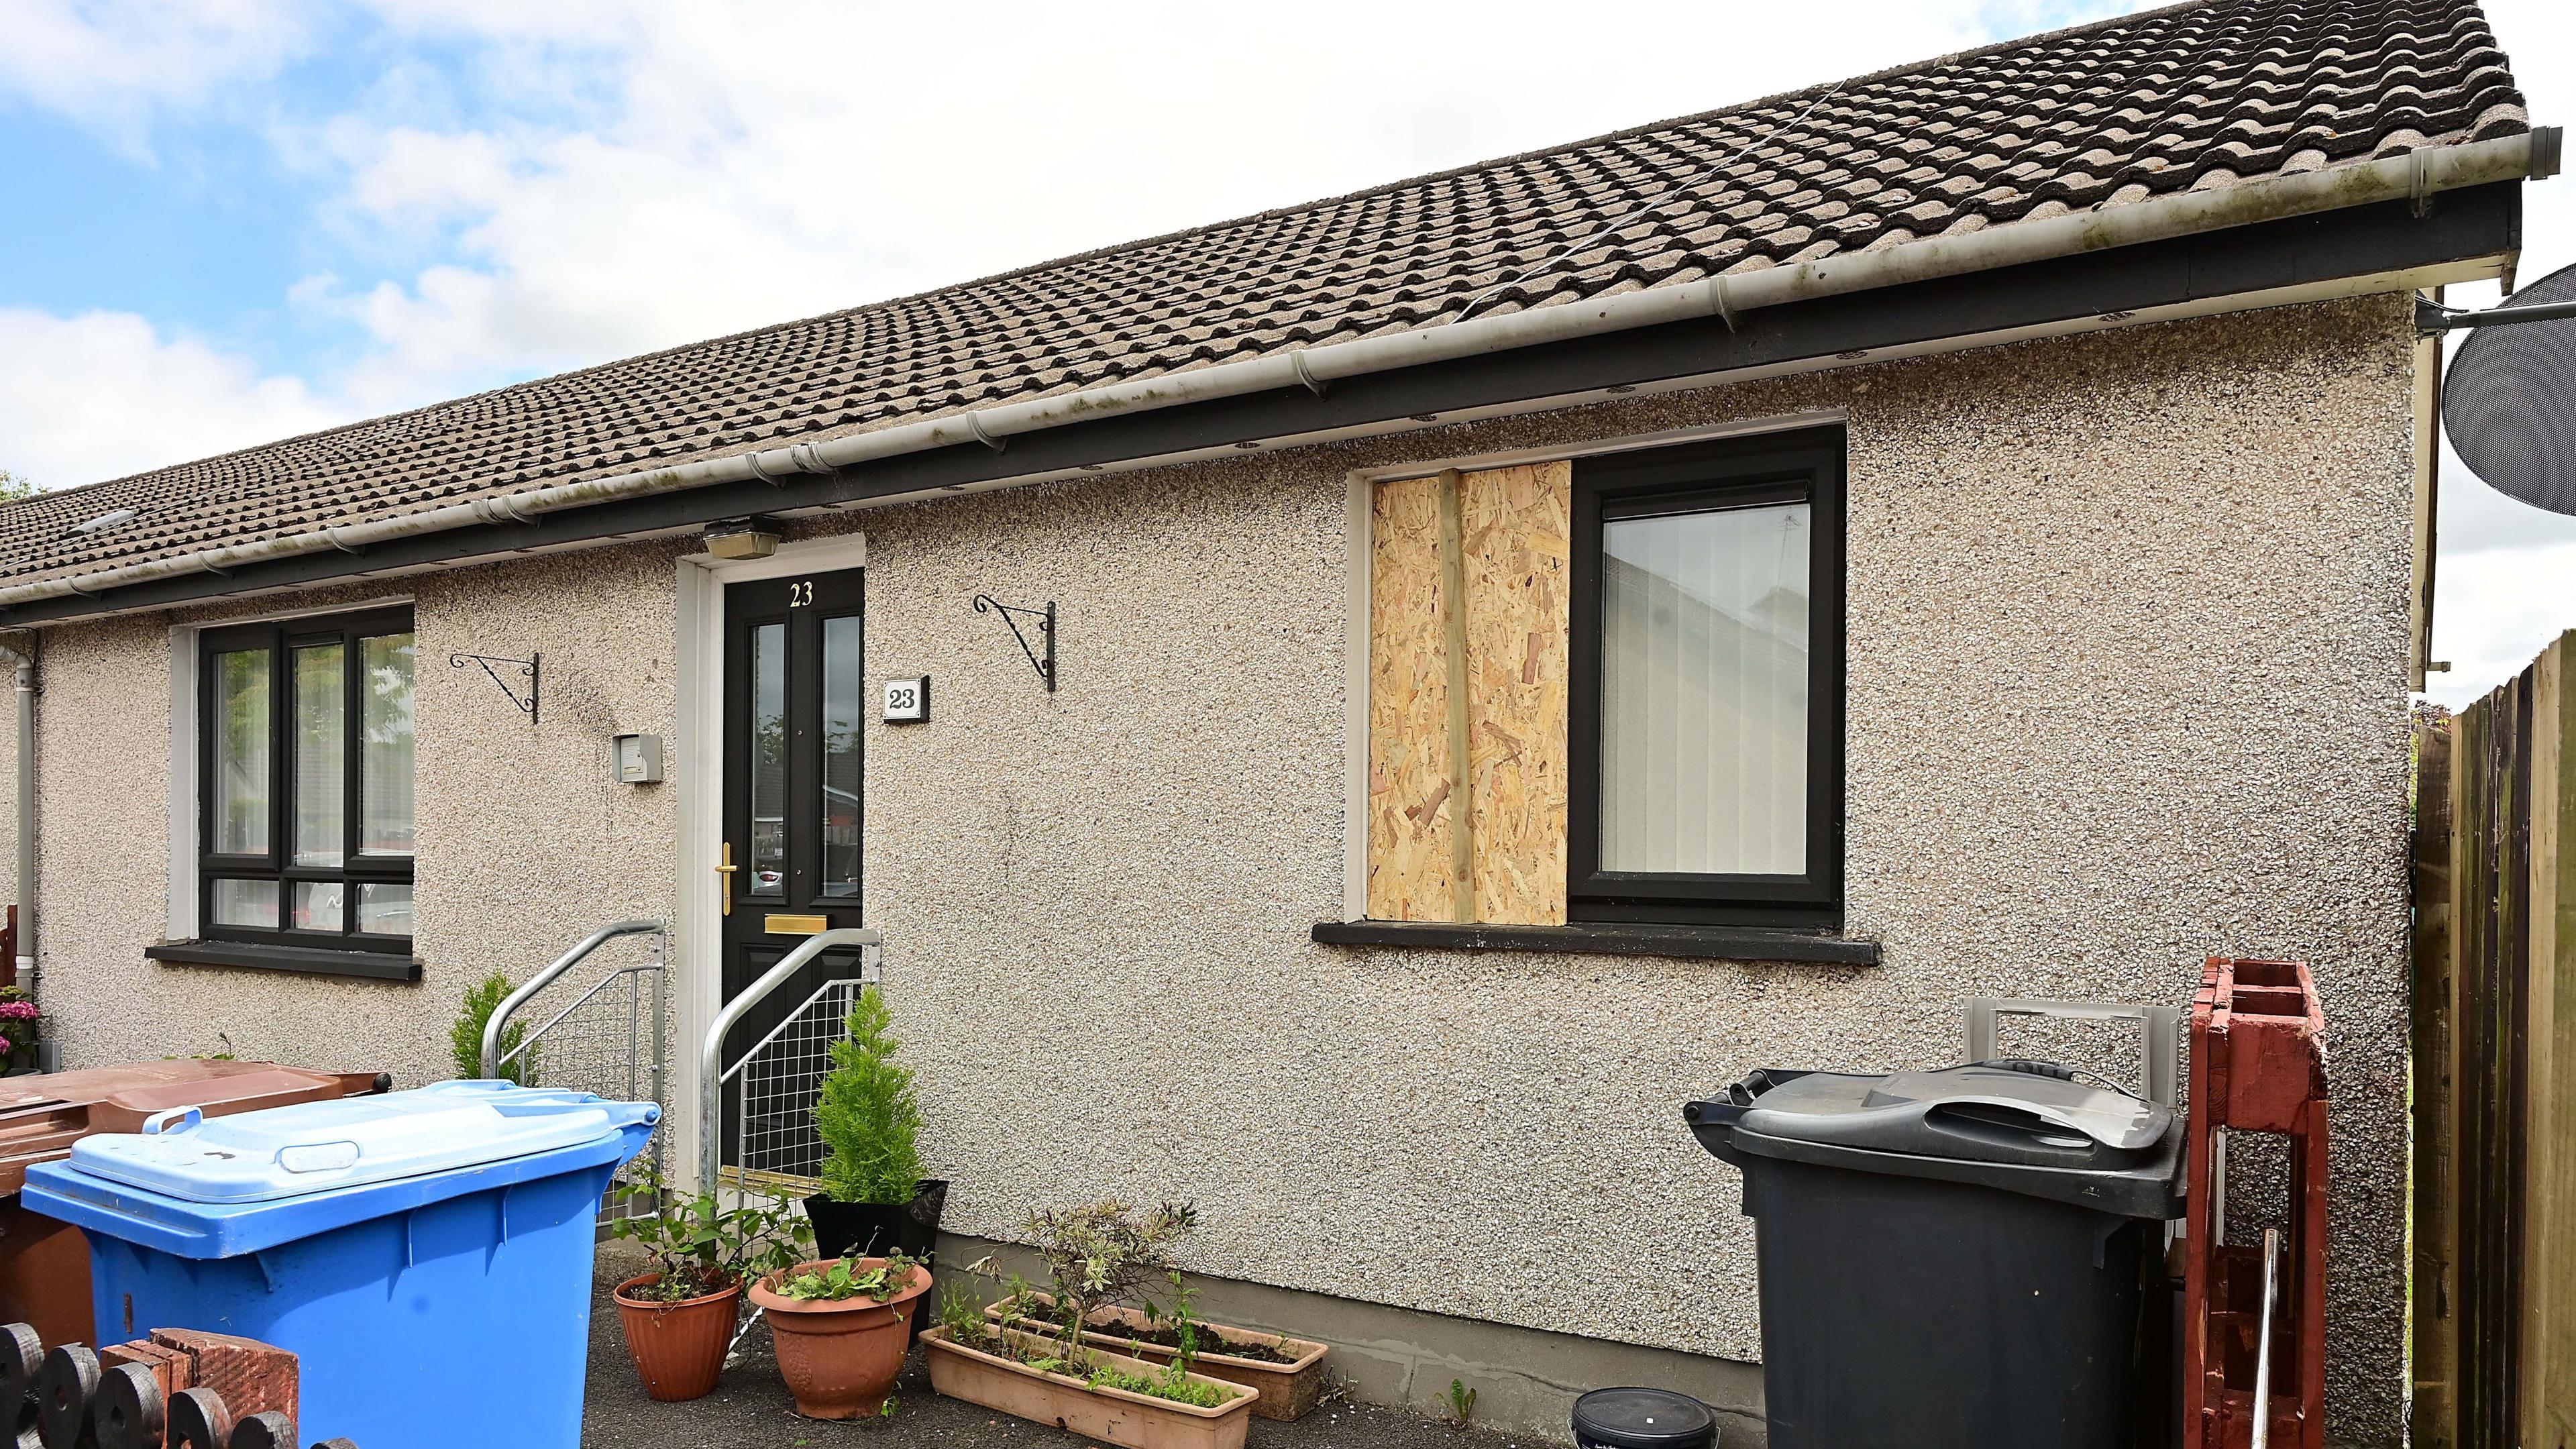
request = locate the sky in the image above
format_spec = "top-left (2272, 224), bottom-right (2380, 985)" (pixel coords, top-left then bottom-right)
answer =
top-left (0, 0), bottom-right (2567, 707)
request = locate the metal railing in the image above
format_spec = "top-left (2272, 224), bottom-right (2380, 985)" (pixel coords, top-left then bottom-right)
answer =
top-left (482, 918), bottom-right (670, 1189)
top-left (698, 927), bottom-right (879, 1195)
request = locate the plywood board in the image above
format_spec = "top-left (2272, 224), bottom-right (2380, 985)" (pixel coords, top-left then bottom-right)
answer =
top-left (1367, 472), bottom-right (1462, 920)
top-left (1460, 462), bottom-right (1572, 926)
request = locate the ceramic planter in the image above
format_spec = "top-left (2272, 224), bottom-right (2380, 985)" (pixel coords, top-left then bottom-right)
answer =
top-left (924, 1325), bottom-right (1256, 1449)
top-left (749, 1258), bottom-right (934, 1419)
top-left (612, 1273), bottom-right (741, 1403)
top-left (987, 1294), bottom-right (1330, 1421)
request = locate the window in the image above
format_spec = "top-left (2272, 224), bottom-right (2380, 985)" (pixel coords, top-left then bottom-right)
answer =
top-left (198, 607), bottom-right (415, 951)
top-left (1568, 427), bottom-right (1844, 926)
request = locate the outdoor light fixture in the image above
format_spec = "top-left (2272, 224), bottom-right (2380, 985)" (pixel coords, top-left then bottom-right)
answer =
top-left (703, 517), bottom-right (782, 559)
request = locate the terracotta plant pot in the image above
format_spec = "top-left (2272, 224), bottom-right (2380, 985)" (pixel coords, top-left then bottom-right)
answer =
top-left (612, 1273), bottom-right (743, 1402)
top-left (989, 1292), bottom-right (1331, 1420)
top-left (749, 1257), bottom-right (934, 1419)
top-left (924, 1324), bottom-right (1255, 1449)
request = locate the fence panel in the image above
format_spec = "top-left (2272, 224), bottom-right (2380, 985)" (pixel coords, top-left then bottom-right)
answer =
top-left (2413, 629), bottom-right (2575, 1449)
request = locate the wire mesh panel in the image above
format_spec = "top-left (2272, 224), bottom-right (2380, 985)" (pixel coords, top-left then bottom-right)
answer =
top-left (498, 934), bottom-right (669, 1195)
top-left (723, 977), bottom-right (865, 1193)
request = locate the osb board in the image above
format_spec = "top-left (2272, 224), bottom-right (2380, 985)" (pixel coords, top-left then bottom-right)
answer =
top-left (1368, 473), bottom-right (1460, 920)
top-left (1366, 463), bottom-right (1570, 924)
top-left (1460, 463), bottom-right (1570, 925)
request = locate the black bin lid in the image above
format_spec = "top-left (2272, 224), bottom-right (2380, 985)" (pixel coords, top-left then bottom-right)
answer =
top-left (1684, 1061), bottom-right (2183, 1218)
top-left (1572, 1388), bottom-right (1715, 1449)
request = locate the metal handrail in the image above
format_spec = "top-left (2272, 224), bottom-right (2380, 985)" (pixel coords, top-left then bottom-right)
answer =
top-left (698, 926), bottom-right (880, 1193)
top-left (482, 918), bottom-right (668, 1077)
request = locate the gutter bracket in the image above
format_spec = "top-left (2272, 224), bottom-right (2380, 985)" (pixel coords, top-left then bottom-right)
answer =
top-left (746, 451), bottom-right (794, 486)
top-left (2408, 150), bottom-right (2434, 219)
top-left (966, 413), bottom-right (1008, 453)
top-left (1290, 350), bottom-right (1330, 396)
top-left (1710, 274), bottom-right (1738, 331)
top-left (325, 529), bottom-right (366, 556)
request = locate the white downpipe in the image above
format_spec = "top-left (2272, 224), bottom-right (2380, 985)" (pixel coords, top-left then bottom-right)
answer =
top-left (0, 130), bottom-right (2549, 617)
top-left (0, 638), bottom-right (30, 1003)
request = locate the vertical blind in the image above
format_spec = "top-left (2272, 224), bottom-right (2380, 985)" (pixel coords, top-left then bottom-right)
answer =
top-left (1599, 500), bottom-right (1811, 875)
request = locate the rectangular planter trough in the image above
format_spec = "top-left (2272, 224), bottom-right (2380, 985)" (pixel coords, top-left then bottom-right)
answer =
top-left (989, 1293), bottom-right (1331, 1421)
top-left (924, 1325), bottom-right (1256, 1449)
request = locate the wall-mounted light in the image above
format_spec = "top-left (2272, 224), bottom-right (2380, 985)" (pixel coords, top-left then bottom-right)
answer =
top-left (704, 517), bottom-right (782, 559)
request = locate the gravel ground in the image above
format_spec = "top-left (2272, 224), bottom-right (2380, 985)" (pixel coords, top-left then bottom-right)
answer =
top-left (581, 1247), bottom-right (1533, 1449)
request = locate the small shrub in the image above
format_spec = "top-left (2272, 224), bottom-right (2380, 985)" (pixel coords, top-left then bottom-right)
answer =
top-left (813, 985), bottom-right (922, 1205)
top-left (776, 1250), bottom-right (922, 1303)
top-left (450, 971), bottom-right (535, 1084)
top-left (606, 1169), bottom-right (812, 1303)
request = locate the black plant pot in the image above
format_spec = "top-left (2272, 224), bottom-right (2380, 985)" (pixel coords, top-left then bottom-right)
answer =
top-left (803, 1179), bottom-right (947, 1260)
top-left (803, 1180), bottom-right (947, 1342)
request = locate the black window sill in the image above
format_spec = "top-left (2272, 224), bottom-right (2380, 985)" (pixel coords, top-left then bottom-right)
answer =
top-left (1310, 919), bottom-right (1879, 965)
top-left (146, 941), bottom-right (423, 983)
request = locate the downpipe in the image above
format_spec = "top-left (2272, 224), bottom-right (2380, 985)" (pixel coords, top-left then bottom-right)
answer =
top-left (0, 634), bottom-right (36, 1047)
top-left (0, 128), bottom-right (2554, 620)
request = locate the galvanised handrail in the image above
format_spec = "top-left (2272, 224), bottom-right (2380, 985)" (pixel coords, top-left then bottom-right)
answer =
top-left (697, 926), bottom-right (879, 1195)
top-left (482, 918), bottom-right (667, 1077)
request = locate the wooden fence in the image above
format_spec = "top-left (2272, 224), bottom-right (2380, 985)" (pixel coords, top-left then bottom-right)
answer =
top-left (2411, 628), bottom-right (2575, 1449)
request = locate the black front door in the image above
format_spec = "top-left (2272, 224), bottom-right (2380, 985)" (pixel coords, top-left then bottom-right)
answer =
top-left (718, 564), bottom-right (868, 1177)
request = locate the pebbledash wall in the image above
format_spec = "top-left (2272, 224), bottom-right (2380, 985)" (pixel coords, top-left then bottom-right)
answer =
top-left (19, 295), bottom-right (2418, 1442)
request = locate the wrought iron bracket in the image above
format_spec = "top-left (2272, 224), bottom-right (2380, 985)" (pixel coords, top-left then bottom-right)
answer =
top-left (971, 596), bottom-right (1055, 692)
top-left (451, 651), bottom-right (540, 722)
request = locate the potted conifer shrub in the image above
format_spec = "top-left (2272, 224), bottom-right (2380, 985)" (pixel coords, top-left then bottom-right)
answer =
top-left (804, 985), bottom-right (946, 1269)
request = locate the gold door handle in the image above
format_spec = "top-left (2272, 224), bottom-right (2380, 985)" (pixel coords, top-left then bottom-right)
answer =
top-left (716, 842), bottom-right (739, 917)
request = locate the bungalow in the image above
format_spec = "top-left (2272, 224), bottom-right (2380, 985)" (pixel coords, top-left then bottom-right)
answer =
top-left (0, 1), bottom-right (2551, 1442)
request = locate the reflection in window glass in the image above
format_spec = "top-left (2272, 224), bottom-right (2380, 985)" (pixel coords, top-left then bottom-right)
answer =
top-left (212, 879), bottom-right (278, 929)
top-left (750, 623), bottom-right (786, 897)
top-left (292, 880), bottom-right (343, 932)
top-left (293, 644), bottom-right (345, 867)
top-left (356, 883), bottom-right (413, 935)
top-left (1601, 500), bottom-right (1811, 876)
top-left (820, 614), bottom-right (862, 898)
top-left (360, 633), bottom-right (416, 857)
top-left (212, 649), bottom-right (270, 855)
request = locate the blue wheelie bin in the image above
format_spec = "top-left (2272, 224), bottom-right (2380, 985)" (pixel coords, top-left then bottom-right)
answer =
top-left (20, 1079), bottom-right (657, 1449)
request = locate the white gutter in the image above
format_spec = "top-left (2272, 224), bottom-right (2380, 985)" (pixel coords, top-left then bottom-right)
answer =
top-left (0, 129), bottom-right (2552, 616)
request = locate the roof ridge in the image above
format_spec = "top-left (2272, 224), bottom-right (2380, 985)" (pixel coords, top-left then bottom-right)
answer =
top-left (7, 0), bottom-right (2231, 509)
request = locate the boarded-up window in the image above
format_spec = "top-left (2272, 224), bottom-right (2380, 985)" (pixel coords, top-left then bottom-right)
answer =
top-left (1366, 463), bottom-right (1571, 925)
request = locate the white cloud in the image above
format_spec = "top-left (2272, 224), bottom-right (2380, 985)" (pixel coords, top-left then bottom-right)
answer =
top-left (0, 0), bottom-right (309, 150)
top-left (0, 309), bottom-right (338, 490)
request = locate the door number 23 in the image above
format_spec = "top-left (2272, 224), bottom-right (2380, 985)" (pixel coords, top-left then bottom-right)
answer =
top-left (786, 580), bottom-right (814, 607)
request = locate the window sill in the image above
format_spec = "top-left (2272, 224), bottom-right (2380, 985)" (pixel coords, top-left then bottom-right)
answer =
top-left (1309, 919), bottom-right (1879, 965)
top-left (146, 941), bottom-right (423, 983)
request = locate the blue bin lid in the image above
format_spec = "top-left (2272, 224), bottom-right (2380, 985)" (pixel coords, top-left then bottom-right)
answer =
top-left (62, 1079), bottom-right (650, 1204)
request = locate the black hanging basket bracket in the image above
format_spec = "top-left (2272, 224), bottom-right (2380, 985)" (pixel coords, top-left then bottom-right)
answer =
top-left (450, 651), bottom-right (540, 722)
top-left (971, 596), bottom-right (1055, 692)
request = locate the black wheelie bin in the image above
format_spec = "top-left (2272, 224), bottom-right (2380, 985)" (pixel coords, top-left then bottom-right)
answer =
top-left (1683, 1061), bottom-right (2182, 1449)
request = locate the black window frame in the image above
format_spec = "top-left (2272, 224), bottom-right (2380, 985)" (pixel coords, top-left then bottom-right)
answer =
top-left (1567, 426), bottom-right (1845, 928)
top-left (196, 605), bottom-right (417, 955)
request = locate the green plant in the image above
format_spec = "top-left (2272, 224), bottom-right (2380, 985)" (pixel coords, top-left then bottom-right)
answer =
top-left (451, 971), bottom-right (535, 1084)
top-left (606, 1169), bottom-right (812, 1303)
top-left (775, 1250), bottom-right (922, 1303)
top-left (1442, 1378), bottom-right (1477, 1428)
top-left (812, 985), bottom-right (922, 1205)
top-left (1139, 1272), bottom-right (1203, 1379)
top-left (1024, 1199), bottom-right (1197, 1352)
top-left (0, 472), bottom-right (36, 504)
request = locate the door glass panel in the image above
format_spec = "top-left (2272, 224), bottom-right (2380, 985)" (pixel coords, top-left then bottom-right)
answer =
top-left (820, 614), bottom-right (863, 898)
top-left (211, 649), bottom-right (270, 855)
top-left (356, 883), bottom-right (414, 936)
top-left (359, 633), bottom-right (416, 857)
top-left (749, 622), bottom-right (787, 897)
top-left (211, 879), bottom-right (278, 929)
top-left (291, 880), bottom-right (344, 932)
top-left (1601, 500), bottom-right (1811, 875)
top-left (292, 643), bottom-right (345, 867)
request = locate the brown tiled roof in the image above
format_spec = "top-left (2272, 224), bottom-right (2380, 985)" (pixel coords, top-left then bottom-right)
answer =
top-left (0, 0), bottom-right (2528, 590)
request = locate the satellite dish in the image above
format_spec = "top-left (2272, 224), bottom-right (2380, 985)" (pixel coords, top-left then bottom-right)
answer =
top-left (2444, 262), bottom-right (2576, 516)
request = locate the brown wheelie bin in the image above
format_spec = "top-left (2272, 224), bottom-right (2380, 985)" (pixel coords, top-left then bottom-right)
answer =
top-left (0, 1060), bottom-right (389, 1346)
